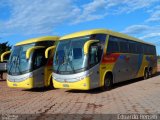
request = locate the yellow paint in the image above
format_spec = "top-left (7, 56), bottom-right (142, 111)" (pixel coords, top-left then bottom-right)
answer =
top-left (26, 46), bottom-right (45, 59)
top-left (99, 63), bottom-right (115, 87)
top-left (44, 66), bottom-right (53, 87)
top-left (7, 78), bottom-right (34, 89)
top-left (0, 51), bottom-right (11, 62)
top-left (53, 77), bottom-right (90, 90)
top-left (16, 36), bottom-right (59, 46)
top-left (84, 40), bottom-right (99, 54)
top-left (45, 46), bottom-right (56, 58)
top-left (60, 29), bottom-right (154, 45)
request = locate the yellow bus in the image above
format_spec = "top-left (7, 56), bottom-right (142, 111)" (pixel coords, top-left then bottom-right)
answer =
top-left (2, 36), bottom-right (59, 89)
top-left (52, 29), bottom-right (157, 90)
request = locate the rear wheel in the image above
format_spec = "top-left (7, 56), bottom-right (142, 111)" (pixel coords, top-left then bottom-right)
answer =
top-left (144, 69), bottom-right (149, 80)
top-left (148, 68), bottom-right (152, 78)
top-left (102, 74), bottom-right (113, 91)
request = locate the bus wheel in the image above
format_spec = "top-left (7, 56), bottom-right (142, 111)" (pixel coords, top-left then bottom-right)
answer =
top-left (102, 74), bottom-right (113, 91)
top-left (144, 69), bottom-right (149, 80)
top-left (148, 68), bottom-right (152, 78)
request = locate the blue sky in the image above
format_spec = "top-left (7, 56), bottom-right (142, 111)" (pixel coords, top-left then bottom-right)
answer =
top-left (0, 0), bottom-right (160, 54)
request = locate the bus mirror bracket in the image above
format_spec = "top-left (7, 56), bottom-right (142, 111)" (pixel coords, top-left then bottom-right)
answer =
top-left (45, 46), bottom-right (56, 58)
top-left (26, 46), bottom-right (45, 59)
top-left (0, 51), bottom-right (11, 62)
top-left (84, 40), bottom-right (99, 54)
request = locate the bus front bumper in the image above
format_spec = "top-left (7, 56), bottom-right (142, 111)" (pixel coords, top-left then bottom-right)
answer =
top-left (53, 77), bottom-right (91, 90)
top-left (7, 78), bottom-right (34, 89)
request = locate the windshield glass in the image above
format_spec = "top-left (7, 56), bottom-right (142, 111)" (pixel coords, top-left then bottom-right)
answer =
top-left (8, 43), bottom-right (35, 75)
top-left (53, 36), bottom-right (90, 74)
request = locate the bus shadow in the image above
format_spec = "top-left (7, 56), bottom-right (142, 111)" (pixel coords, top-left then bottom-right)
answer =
top-left (0, 79), bottom-right (6, 81)
top-left (23, 87), bottom-right (57, 92)
top-left (66, 72), bottom-right (160, 94)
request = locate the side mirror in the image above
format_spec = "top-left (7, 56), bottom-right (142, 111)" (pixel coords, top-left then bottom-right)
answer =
top-left (0, 51), bottom-right (11, 62)
top-left (26, 46), bottom-right (45, 59)
top-left (45, 46), bottom-right (56, 58)
top-left (83, 40), bottom-right (99, 54)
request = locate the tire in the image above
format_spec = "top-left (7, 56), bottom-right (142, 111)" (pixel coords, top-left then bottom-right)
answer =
top-left (102, 74), bottom-right (113, 91)
top-left (148, 68), bottom-right (152, 78)
top-left (144, 69), bottom-right (149, 80)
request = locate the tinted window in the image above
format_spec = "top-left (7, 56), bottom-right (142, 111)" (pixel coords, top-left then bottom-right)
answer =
top-left (119, 38), bottom-right (129, 53)
top-left (91, 34), bottom-right (106, 44)
top-left (137, 43), bottom-right (143, 54)
top-left (107, 36), bottom-right (119, 53)
top-left (36, 41), bottom-right (55, 47)
top-left (129, 41), bottom-right (137, 53)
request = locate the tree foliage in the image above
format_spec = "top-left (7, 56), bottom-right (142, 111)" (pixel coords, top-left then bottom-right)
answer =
top-left (0, 42), bottom-right (12, 55)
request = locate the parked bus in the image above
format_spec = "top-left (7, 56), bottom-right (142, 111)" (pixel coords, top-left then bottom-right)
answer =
top-left (2, 36), bottom-right (59, 89)
top-left (52, 29), bottom-right (157, 90)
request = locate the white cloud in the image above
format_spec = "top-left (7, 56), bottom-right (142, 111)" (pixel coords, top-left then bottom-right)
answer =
top-left (122, 24), bottom-right (160, 44)
top-left (0, 0), bottom-right (79, 36)
top-left (0, 0), bottom-right (159, 36)
top-left (122, 25), bottom-right (150, 34)
top-left (72, 0), bottom-right (159, 24)
top-left (147, 10), bottom-right (160, 22)
top-left (140, 33), bottom-right (160, 39)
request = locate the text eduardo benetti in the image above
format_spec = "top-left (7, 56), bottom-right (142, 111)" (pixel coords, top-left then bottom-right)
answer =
top-left (117, 114), bottom-right (158, 120)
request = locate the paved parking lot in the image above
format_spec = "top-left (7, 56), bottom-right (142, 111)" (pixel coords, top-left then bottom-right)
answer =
top-left (0, 69), bottom-right (160, 119)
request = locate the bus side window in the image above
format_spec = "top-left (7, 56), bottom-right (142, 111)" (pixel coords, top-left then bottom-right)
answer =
top-left (107, 36), bottom-right (119, 53)
top-left (129, 41), bottom-right (137, 53)
top-left (119, 38), bottom-right (129, 53)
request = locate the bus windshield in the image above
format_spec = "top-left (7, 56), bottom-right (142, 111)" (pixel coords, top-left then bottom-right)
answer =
top-left (8, 43), bottom-right (35, 75)
top-left (53, 36), bottom-right (90, 74)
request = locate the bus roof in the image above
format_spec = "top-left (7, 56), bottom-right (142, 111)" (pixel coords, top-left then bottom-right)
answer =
top-left (16, 36), bottom-right (59, 46)
top-left (60, 29), bottom-right (154, 46)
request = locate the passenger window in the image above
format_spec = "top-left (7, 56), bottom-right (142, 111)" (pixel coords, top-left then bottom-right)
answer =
top-left (129, 41), bottom-right (137, 53)
top-left (119, 39), bottom-right (129, 53)
top-left (107, 36), bottom-right (119, 53)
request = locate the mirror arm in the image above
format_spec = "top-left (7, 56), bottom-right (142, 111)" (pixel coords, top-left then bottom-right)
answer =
top-left (84, 40), bottom-right (99, 54)
top-left (26, 46), bottom-right (45, 59)
top-left (45, 46), bottom-right (56, 58)
top-left (0, 51), bottom-right (11, 62)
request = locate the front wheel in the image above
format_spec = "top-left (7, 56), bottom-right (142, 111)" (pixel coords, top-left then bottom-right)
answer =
top-left (102, 74), bottom-right (113, 91)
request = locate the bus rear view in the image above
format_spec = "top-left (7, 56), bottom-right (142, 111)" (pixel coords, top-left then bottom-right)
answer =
top-left (7, 36), bottom-right (59, 89)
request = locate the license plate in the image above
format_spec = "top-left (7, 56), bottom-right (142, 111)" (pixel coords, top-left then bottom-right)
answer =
top-left (13, 84), bottom-right (17, 86)
top-left (63, 84), bottom-right (69, 88)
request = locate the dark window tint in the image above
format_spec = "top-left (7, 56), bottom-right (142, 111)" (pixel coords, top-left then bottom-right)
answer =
top-left (129, 41), bottom-right (137, 53)
top-left (137, 43), bottom-right (143, 54)
top-left (32, 49), bottom-right (46, 70)
top-left (90, 34), bottom-right (106, 44)
top-left (107, 36), bottom-right (119, 53)
top-left (119, 39), bottom-right (129, 53)
top-left (36, 41), bottom-right (55, 47)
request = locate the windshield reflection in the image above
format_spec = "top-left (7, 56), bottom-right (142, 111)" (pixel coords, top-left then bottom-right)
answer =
top-left (53, 36), bottom-right (90, 74)
top-left (8, 43), bottom-right (35, 75)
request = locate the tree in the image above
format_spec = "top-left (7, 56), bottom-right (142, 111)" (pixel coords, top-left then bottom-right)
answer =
top-left (0, 42), bottom-right (12, 55)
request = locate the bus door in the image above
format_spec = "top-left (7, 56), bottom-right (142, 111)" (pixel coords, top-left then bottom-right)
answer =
top-left (32, 49), bottom-right (46, 87)
top-left (89, 44), bottom-right (102, 88)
